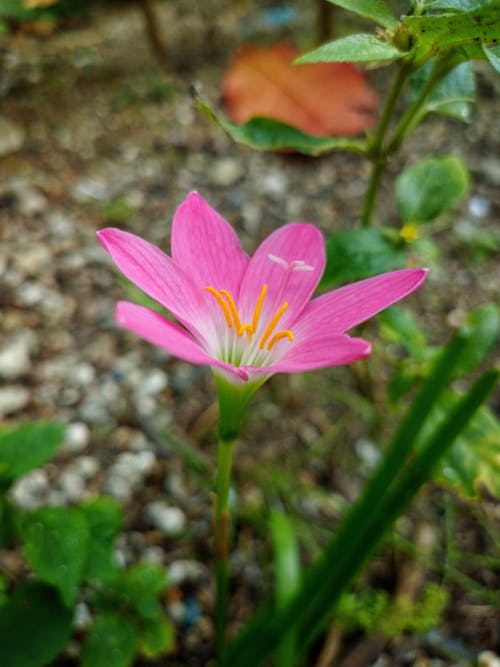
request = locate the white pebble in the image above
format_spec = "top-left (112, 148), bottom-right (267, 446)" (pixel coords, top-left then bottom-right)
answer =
top-left (145, 501), bottom-right (186, 536)
top-left (74, 602), bottom-right (92, 630)
top-left (168, 560), bottom-right (208, 585)
top-left (11, 469), bottom-right (49, 509)
top-left (0, 385), bottom-right (30, 418)
top-left (0, 333), bottom-right (35, 379)
top-left (58, 470), bottom-right (85, 503)
top-left (468, 194), bottom-right (490, 219)
top-left (73, 456), bottom-right (99, 479)
top-left (72, 363), bottom-right (96, 386)
top-left (65, 422), bottom-right (90, 453)
top-left (479, 652), bottom-right (500, 667)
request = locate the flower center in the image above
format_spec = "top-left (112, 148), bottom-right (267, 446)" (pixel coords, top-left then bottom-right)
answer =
top-left (204, 284), bottom-right (293, 351)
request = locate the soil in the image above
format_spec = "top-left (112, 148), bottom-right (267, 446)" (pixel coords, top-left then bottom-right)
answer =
top-left (0, 2), bottom-right (499, 666)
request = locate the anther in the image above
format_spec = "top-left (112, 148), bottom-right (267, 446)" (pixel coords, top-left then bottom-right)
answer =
top-left (219, 289), bottom-right (243, 333)
top-left (259, 302), bottom-right (289, 349)
top-left (205, 286), bottom-right (233, 327)
top-left (252, 284), bottom-right (268, 333)
top-left (267, 330), bottom-right (294, 350)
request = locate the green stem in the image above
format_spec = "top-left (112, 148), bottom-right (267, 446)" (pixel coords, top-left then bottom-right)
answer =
top-left (362, 61), bottom-right (412, 227)
top-left (361, 160), bottom-right (386, 228)
top-left (388, 53), bottom-right (456, 154)
top-left (214, 435), bottom-right (235, 660)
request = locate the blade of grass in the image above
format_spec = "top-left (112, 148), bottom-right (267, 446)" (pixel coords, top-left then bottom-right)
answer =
top-left (270, 511), bottom-right (301, 667)
top-left (297, 369), bottom-right (498, 650)
top-left (222, 337), bottom-right (495, 667)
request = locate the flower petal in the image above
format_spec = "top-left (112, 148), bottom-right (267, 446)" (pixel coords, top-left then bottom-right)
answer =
top-left (97, 227), bottom-right (207, 335)
top-left (294, 268), bottom-right (427, 338)
top-left (243, 334), bottom-right (371, 375)
top-left (115, 301), bottom-right (248, 380)
top-left (171, 191), bottom-right (250, 295)
top-left (238, 223), bottom-right (325, 328)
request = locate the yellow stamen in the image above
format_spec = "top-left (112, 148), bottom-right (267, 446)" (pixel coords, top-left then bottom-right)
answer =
top-left (259, 302), bottom-right (289, 349)
top-left (252, 284), bottom-right (268, 333)
top-left (238, 323), bottom-right (253, 340)
top-left (205, 286), bottom-right (233, 328)
top-left (219, 289), bottom-right (244, 334)
top-left (267, 330), bottom-right (294, 350)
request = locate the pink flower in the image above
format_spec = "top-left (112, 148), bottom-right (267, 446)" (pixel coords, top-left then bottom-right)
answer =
top-left (97, 192), bottom-right (426, 387)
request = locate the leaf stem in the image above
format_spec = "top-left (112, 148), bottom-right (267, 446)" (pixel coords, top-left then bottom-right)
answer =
top-left (388, 53), bottom-right (456, 154)
top-left (214, 435), bottom-right (235, 660)
top-left (362, 61), bottom-right (412, 227)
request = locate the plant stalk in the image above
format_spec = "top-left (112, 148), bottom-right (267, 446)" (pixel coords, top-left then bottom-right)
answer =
top-left (362, 61), bottom-right (412, 227)
top-left (214, 435), bottom-right (235, 660)
top-left (388, 53), bottom-right (457, 154)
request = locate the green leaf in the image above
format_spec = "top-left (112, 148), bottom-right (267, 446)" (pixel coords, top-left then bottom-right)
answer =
top-left (139, 615), bottom-right (175, 658)
top-left (325, 0), bottom-right (398, 28)
top-left (196, 100), bottom-right (366, 156)
top-left (395, 156), bottom-right (469, 223)
top-left (81, 497), bottom-right (123, 581)
top-left (0, 499), bottom-right (17, 546)
top-left (378, 305), bottom-right (428, 359)
top-left (271, 511), bottom-right (301, 609)
top-left (20, 506), bottom-right (89, 606)
top-left (81, 612), bottom-right (138, 667)
top-left (0, 0), bottom-right (33, 20)
top-left (439, 404), bottom-right (500, 498)
top-left (404, 6), bottom-right (500, 64)
top-left (270, 510), bottom-right (301, 667)
top-left (410, 60), bottom-right (476, 122)
top-left (121, 562), bottom-right (168, 620)
top-left (451, 303), bottom-right (500, 378)
top-left (482, 43), bottom-right (500, 71)
top-left (296, 34), bottom-right (407, 65)
top-left (320, 228), bottom-right (406, 289)
top-left (0, 581), bottom-right (73, 667)
top-left (0, 422), bottom-right (65, 482)
top-left (424, 0), bottom-right (496, 12)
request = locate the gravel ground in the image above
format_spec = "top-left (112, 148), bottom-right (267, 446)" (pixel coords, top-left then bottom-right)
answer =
top-left (0, 2), bottom-right (499, 665)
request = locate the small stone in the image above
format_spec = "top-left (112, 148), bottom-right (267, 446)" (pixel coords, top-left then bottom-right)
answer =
top-left (65, 422), bottom-right (90, 453)
top-left (13, 182), bottom-right (48, 215)
top-left (72, 363), bottom-right (96, 387)
top-left (105, 450), bottom-right (156, 502)
top-left (134, 450), bottom-right (156, 473)
top-left (141, 369), bottom-right (169, 395)
top-left (134, 395), bottom-right (157, 417)
top-left (211, 158), bottom-right (243, 186)
top-left (468, 194), bottom-right (491, 219)
top-left (46, 211), bottom-right (75, 236)
top-left (71, 177), bottom-right (110, 202)
top-left (74, 602), bottom-right (92, 630)
top-left (142, 546), bottom-right (165, 564)
top-left (0, 116), bottom-right (25, 156)
top-left (105, 476), bottom-right (133, 503)
top-left (11, 469), bottom-right (49, 509)
top-left (0, 385), bottom-right (30, 418)
top-left (355, 438), bottom-right (381, 469)
top-left (480, 157), bottom-right (500, 186)
top-left (16, 281), bottom-right (45, 306)
top-left (168, 560), bottom-right (208, 585)
top-left (479, 652), bottom-right (500, 667)
top-left (0, 332), bottom-right (36, 379)
top-left (58, 470), bottom-right (86, 503)
top-left (260, 170), bottom-right (288, 198)
top-left (73, 456), bottom-right (99, 479)
top-left (167, 600), bottom-right (186, 623)
top-left (12, 244), bottom-right (51, 275)
top-left (145, 501), bottom-right (186, 536)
